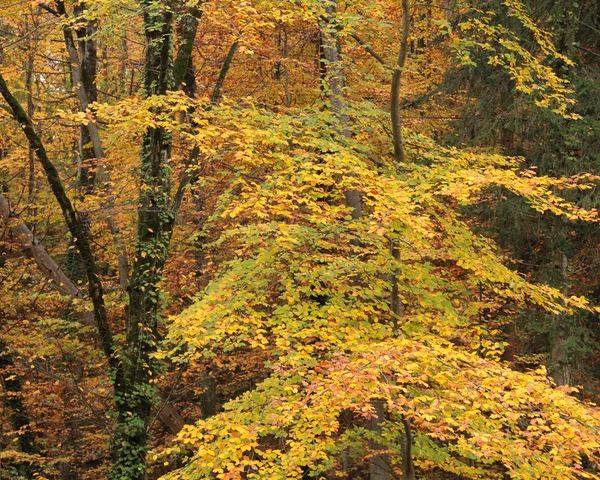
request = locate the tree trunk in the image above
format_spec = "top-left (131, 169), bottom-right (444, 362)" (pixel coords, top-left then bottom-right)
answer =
top-left (550, 253), bottom-right (572, 386)
top-left (74, 2), bottom-right (99, 190)
top-left (0, 12), bottom-right (189, 478)
top-left (0, 73), bottom-right (118, 375)
top-left (111, 2), bottom-right (175, 478)
top-left (173, 7), bottom-right (202, 94)
top-left (367, 399), bottom-right (391, 480)
top-left (321, 5), bottom-right (381, 479)
top-left (57, 0), bottom-right (130, 289)
top-left (390, 0), bottom-right (410, 164)
top-left (0, 338), bottom-right (38, 478)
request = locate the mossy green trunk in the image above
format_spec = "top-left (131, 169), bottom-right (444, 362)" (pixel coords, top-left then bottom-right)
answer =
top-left (110, 2), bottom-right (174, 479)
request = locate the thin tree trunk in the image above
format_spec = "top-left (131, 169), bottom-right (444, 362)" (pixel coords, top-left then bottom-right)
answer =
top-left (1, 21), bottom-right (188, 480)
top-left (25, 30), bottom-right (36, 210)
top-left (320, 0), bottom-right (361, 219)
top-left (390, 239), bottom-right (402, 332)
top-left (550, 253), bottom-right (572, 386)
top-left (321, 4), bottom-right (378, 479)
top-left (2, 189), bottom-right (185, 435)
top-left (119, 35), bottom-right (128, 94)
top-left (389, 4), bottom-right (416, 475)
top-left (57, 0), bottom-right (130, 289)
top-left (391, 0), bottom-right (410, 163)
top-left (282, 24), bottom-right (291, 108)
top-left (210, 41), bottom-right (239, 104)
top-left (367, 399), bottom-right (391, 480)
top-left (401, 417), bottom-right (416, 480)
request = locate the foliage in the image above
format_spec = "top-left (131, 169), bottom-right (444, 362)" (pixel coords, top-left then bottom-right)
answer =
top-left (0, 0), bottom-right (599, 478)
top-left (157, 100), bottom-right (600, 478)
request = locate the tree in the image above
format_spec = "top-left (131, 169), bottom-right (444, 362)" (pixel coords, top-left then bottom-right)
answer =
top-left (155, 2), bottom-right (600, 478)
top-left (159, 98), bottom-right (600, 478)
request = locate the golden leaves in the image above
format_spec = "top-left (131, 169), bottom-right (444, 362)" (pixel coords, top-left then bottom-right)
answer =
top-left (159, 102), bottom-right (600, 479)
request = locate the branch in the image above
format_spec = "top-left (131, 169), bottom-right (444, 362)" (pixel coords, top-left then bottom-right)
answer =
top-left (0, 192), bottom-right (83, 299)
top-left (399, 81), bottom-right (445, 109)
top-left (210, 41), bottom-right (239, 103)
top-left (575, 44), bottom-right (600, 59)
top-left (349, 32), bottom-right (394, 71)
top-left (170, 146), bottom-right (200, 220)
top-left (170, 38), bottom-right (241, 216)
top-left (38, 3), bottom-right (59, 16)
top-left (2, 190), bottom-right (185, 432)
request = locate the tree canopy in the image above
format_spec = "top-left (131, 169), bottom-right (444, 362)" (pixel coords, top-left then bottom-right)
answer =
top-left (1, 0), bottom-right (600, 479)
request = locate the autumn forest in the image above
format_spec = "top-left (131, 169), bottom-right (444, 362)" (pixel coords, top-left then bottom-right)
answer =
top-left (1, 0), bottom-right (600, 478)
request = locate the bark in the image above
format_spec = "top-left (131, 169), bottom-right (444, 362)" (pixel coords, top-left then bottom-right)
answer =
top-left (321, 5), bottom-right (381, 479)
top-left (25, 34), bottom-right (35, 207)
top-left (320, 2), bottom-right (348, 125)
top-left (0, 192), bottom-right (84, 299)
top-left (74, 2), bottom-right (99, 190)
top-left (390, 0), bottom-right (410, 163)
top-left (57, 0), bottom-right (130, 289)
top-left (282, 24), bottom-right (291, 108)
top-left (401, 417), bottom-right (416, 480)
top-left (111, 2), bottom-right (175, 478)
top-left (1, 17), bottom-right (187, 480)
top-left (349, 31), bottom-right (392, 70)
top-left (2, 189), bottom-right (185, 436)
top-left (389, 1), bottom-right (416, 462)
top-left (550, 253), bottom-right (572, 386)
top-left (319, 0), bottom-right (361, 219)
top-left (119, 35), bottom-right (128, 94)
top-left (390, 239), bottom-right (402, 333)
top-left (390, 250), bottom-right (415, 480)
top-left (367, 399), bottom-right (391, 480)
top-left (172, 29), bottom-right (241, 272)
top-left (173, 7), bottom-right (201, 92)
top-left (155, 399), bottom-right (186, 435)
top-left (210, 41), bottom-right (239, 104)
top-left (0, 83), bottom-right (124, 480)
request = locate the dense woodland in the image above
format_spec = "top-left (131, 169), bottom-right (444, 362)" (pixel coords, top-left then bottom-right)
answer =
top-left (1, 0), bottom-right (600, 478)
